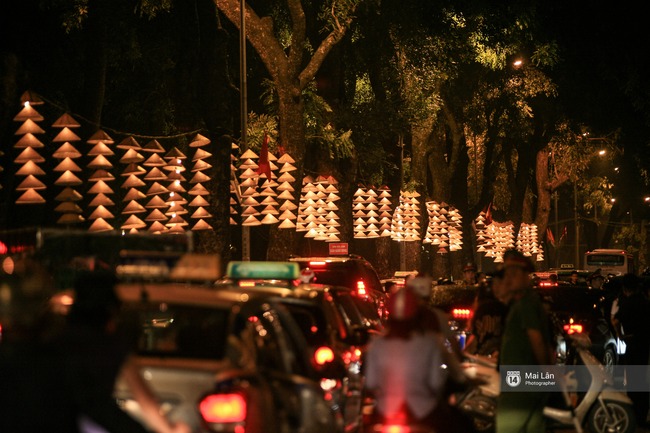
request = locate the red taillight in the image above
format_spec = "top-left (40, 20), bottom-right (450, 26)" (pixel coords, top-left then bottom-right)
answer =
top-left (238, 280), bottom-right (255, 288)
top-left (199, 394), bottom-right (247, 423)
top-left (357, 280), bottom-right (367, 296)
top-left (452, 308), bottom-right (472, 319)
top-left (382, 425), bottom-right (410, 433)
top-left (309, 261), bottom-right (327, 267)
top-left (563, 323), bottom-right (583, 334)
top-left (539, 281), bottom-right (558, 288)
top-left (314, 346), bottom-right (335, 365)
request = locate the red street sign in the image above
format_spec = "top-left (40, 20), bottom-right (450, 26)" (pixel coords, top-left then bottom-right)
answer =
top-left (329, 243), bottom-right (348, 256)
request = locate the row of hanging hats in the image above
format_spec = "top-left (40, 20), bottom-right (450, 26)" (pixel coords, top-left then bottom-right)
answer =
top-left (424, 201), bottom-right (463, 253)
top-left (8, 91), bottom-right (215, 234)
top-left (352, 185), bottom-right (392, 239)
top-left (475, 212), bottom-right (516, 263)
top-left (390, 190), bottom-right (422, 241)
top-left (296, 175), bottom-right (341, 242)
top-left (516, 222), bottom-right (544, 262)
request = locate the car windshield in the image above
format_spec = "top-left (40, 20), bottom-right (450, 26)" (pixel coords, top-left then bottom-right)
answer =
top-left (122, 303), bottom-right (230, 359)
top-left (537, 288), bottom-right (602, 316)
top-left (430, 285), bottom-right (478, 311)
top-left (279, 301), bottom-right (329, 348)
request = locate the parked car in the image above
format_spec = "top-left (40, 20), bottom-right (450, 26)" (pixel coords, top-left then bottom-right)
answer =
top-left (49, 280), bottom-right (343, 433)
top-left (535, 285), bottom-right (620, 372)
top-left (289, 255), bottom-right (388, 319)
top-left (215, 261), bottom-right (384, 432)
top-left (429, 283), bottom-right (478, 348)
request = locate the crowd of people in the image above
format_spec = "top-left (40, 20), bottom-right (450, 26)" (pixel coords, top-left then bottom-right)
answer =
top-left (366, 249), bottom-right (650, 433)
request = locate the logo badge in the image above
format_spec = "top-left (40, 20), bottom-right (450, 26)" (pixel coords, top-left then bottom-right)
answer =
top-left (506, 370), bottom-right (521, 388)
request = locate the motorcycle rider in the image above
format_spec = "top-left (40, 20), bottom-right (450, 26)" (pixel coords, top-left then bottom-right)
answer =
top-left (496, 250), bottom-right (553, 433)
top-left (365, 286), bottom-right (475, 433)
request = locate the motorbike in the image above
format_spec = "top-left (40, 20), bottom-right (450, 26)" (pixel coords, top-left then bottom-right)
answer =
top-left (457, 334), bottom-right (637, 433)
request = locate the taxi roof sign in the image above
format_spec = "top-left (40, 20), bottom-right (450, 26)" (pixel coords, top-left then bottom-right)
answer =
top-left (226, 261), bottom-right (300, 280)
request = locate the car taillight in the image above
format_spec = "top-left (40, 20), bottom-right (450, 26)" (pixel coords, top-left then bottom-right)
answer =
top-left (539, 281), bottom-right (558, 288)
top-left (452, 308), bottom-right (472, 319)
top-left (382, 425), bottom-right (410, 433)
top-left (314, 346), bottom-right (335, 365)
top-left (238, 280), bottom-right (255, 288)
top-left (199, 393), bottom-right (247, 423)
top-left (309, 261), bottom-right (327, 267)
top-left (357, 280), bottom-right (367, 296)
top-left (563, 319), bottom-right (583, 335)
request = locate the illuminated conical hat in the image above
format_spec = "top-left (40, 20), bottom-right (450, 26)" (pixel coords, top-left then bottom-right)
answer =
top-left (279, 201), bottom-right (298, 211)
top-left (164, 147), bottom-right (187, 160)
top-left (165, 203), bottom-right (188, 215)
top-left (16, 189), bottom-right (45, 204)
top-left (189, 133), bottom-right (211, 147)
top-left (191, 219), bottom-right (213, 230)
top-left (145, 195), bottom-right (168, 208)
top-left (52, 142), bottom-right (82, 159)
top-left (277, 153), bottom-right (295, 164)
top-left (142, 139), bottom-right (165, 153)
top-left (278, 219), bottom-right (296, 229)
top-left (145, 209), bottom-right (168, 222)
top-left (121, 163), bottom-right (146, 176)
top-left (188, 183), bottom-right (209, 196)
top-left (277, 173), bottom-right (296, 184)
top-left (87, 129), bottom-right (114, 144)
top-left (188, 196), bottom-right (209, 207)
top-left (20, 92), bottom-right (44, 106)
top-left (146, 182), bottom-right (169, 196)
top-left (88, 206), bottom-right (114, 220)
top-left (165, 192), bottom-right (187, 205)
top-left (16, 175), bottom-right (46, 190)
top-left (165, 215), bottom-right (188, 227)
top-left (166, 224), bottom-right (185, 234)
top-left (52, 127), bottom-right (81, 143)
top-left (88, 155), bottom-right (113, 169)
top-left (192, 148), bottom-right (212, 161)
top-left (88, 180), bottom-right (114, 194)
top-left (122, 200), bottom-right (146, 214)
top-left (13, 104), bottom-right (44, 122)
top-left (14, 147), bottom-right (44, 163)
top-left (167, 182), bottom-right (186, 193)
top-left (166, 171), bottom-right (186, 182)
top-left (163, 159), bottom-right (186, 172)
top-left (241, 215), bottom-right (261, 226)
top-left (116, 136), bottom-right (141, 150)
top-left (14, 133), bottom-right (45, 148)
top-left (192, 160), bottom-right (212, 172)
top-left (241, 206), bottom-right (260, 216)
top-left (143, 153), bottom-right (166, 167)
top-left (148, 221), bottom-right (167, 232)
top-left (55, 187), bottom-right (83, 202)
top-left (121, 215), bottom-right (147, 229)
top-left (261, 214), bottom-right (279, 224)
top-left (88, 218), bottom-right (114, 233)
top-left (55, 170), bottom-right (83, 186)
top-left (121, 175), bottom-right (146, 188)
top-left (52, 113), bottom-right (80, 128)
top-left (189, 171), bottom-right (211, 184)
top-left (239, 178), bottom-right (257, 188)
top-left (57, 213), bottom-right (85, 224)
top-left (88, 142), bottom-right (115, 156)
top-left (279, 210), bottom-right (297, 220)
top-left (15, 119), bottom-right (45, 135)
top-left (280, 163), bottom-right (297, 173)
top-left (240, 149), bottom-right (259, 159)
top-left (191, 207), bottom-right (212, 219)
top-left (15, 160), bottom-right (45, 176)
top-left (88, 169), bottom-right (115, 182)
top-left (53, 157), bottom-right (82, 172)
top-left (144, 167), bottom-right (167, 181)
top-left (120, 149), bottom-right (145, 164)
top-left (123, 188), bottom-right (146, 201)
top-left (277, 190), bottom-right (294, 200)
top-left (239, 159), bottom-right (258, 170)
top-left (88, 193), bottom-right (115, 207)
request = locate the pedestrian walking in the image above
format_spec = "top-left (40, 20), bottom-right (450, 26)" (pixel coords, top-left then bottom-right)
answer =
top-left (496, 250), bottom-right (553, 433)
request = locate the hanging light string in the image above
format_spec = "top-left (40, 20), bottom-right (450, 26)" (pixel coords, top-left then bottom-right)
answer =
top-left (36, 94), bottom-right (206, 140)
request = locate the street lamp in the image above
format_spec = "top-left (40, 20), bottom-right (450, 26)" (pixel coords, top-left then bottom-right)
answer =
top-left (239, 0), bottom-right (250, 261)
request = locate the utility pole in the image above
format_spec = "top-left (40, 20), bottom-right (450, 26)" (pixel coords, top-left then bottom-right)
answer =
top-left (399, 135), bottom-right (406, 270)
top-left (574, 181), bottom-right (580, 268)
top-left (554, 191), bottom-right (559, 268)
top-left (239, 0), bottom-right (250, 261)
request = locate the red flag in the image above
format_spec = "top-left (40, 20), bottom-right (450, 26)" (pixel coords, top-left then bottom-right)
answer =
top-left (546, 228), bottom-right (556, 247)
top-left (484, 203), bottom-right (493, 225)
top-left (256, 132), bottom-right (272, 179)
top-left (559, 226), bottom-right (568, 242)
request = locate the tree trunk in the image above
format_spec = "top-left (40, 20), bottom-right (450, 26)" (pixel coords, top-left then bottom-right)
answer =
top-left (534, 149), bottom-right (552, 241)
top-left (267, 87), bottom-right (305, 260)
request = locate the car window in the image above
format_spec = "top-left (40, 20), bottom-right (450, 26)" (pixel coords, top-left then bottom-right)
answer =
top-left (334, 292), bottom-right (382, 331)
top-left (123, 303), bottom-right (230, 359)
top-left (280, 302), bottom-right (330, 348)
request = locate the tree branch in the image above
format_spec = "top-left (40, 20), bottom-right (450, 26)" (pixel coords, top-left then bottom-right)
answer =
top-left (298, 17), bottom-right (350, 89)
top-left (286, 0), bottom-right (306, 76)
top-left (215, 0), bottom-right (288, 82)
